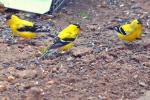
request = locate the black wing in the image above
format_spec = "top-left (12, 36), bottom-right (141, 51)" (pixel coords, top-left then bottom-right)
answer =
top-left (108, 25), bottom-right (127, 35)
top-left (40, 37), bottom-right (76, 59)
top-left (49, 37), bottom-right (76, 49)
top-left (17, 24), bottom-right (50, 32)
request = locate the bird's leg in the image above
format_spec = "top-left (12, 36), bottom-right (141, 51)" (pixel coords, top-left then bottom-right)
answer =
top-left (28, 57), bottom-right (43, 68)
top-left (40, 51), bottom-right (50, 60)
top-left (27, 40), bottom-right (37, 46)
top-left (122, 40), bottom-right (135, 49)
top-left (39, 49), bottom-right (50, 60)
top-left (122, 40), bottom-right (131, 46)
top-left (137, 39), bottom-right (145, 51)
top-left (53, 50), bottom-right (66, 57)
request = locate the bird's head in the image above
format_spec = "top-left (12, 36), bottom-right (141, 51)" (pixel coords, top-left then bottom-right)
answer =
top-left (130, 19), bottom-right (143, 29)
top-left (63, 24), bottom-right (82, 38)
top-left (131, 19), bottom-right (143, 25)
top-left (72, 23), bottom-right (81, 29)
top-left (5, 14), bottom-right (19, 23)
top-left (72, 23), bottom-right (83, 31)
top-left (6, 14), bottom-right (18, 24)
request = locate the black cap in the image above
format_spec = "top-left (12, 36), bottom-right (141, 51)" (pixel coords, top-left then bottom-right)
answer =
top-left (72, 23), bottom-right (81, 29)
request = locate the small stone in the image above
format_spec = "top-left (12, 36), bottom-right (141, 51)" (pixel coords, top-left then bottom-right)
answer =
top-left (131, 4), bottom-right (141, 9)
top-left (52, 67), bottom-right (58, 73)
top-left (0, 96), bottom-right (9, 100)
top-left (71, 46), bottom-right (92, 57)
top-left (87, 96), bottom-right (97, 100)
top-left (0, 84), bottom-right (6, 92)
top-left (133, 75), bottom-right (138, 79)
top-left (98, 95), bottom-right (104, 100)
top-left (142, 62), bottom-right (150, 67)
top-left (7, 75), bottom-right (15, 82)
top-left (81, 54), bottom-right (95, 63)
top-left (26, 87), bottom-right (43, 100)
top-left (86, 24), bottom-right (98, 31)
top-left (47, 80), bottom-right (55, 85)
top-left (131, 54), bottom-right (149, 63)
top-left (137, 91), bottom-right (150, 100)
top-left (41, 15), bottom-right (53, 20)
top-left (139, 81), bottom-right (147, 87)
top-left (66, 56), bottom-right (74, 61)
top-left (120, 4), bottom-right (124, 7)
top-left (15, 70), bottom-right (37, 79)
top-left (34, 81), bottom-right (39, 85)
top-left (2, 62), bottom-right (11, 68)
top-left (17, 83), bottom-right (25, 91)
top-left (0, 66), bottom-right (3, 70)
top-left (7, 67), bottom-right (16, 73)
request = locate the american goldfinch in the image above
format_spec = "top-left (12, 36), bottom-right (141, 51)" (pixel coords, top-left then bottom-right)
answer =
top-left (40, 24), bottom-right (81, 59)
top-left (6, 14), bottom-right (51, 40)
top-left (108, 19), bottom-right (143, 42)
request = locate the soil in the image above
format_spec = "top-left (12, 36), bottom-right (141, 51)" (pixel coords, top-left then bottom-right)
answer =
top-left (0, 0), bottom-right (150, 100)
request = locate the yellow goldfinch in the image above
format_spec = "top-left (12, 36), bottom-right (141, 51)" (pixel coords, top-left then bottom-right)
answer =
top-left (108, 19), bottom-right (143, 42)
top-left (6, 14), bottom-right (51, 39)
top-left (40, 24), bottom-right (81, 59)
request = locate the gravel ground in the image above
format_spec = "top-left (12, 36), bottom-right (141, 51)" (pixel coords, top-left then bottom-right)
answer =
top-left (0, 0), bottom-right (150, 100)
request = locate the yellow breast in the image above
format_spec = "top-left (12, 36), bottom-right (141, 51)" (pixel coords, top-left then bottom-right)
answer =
top-left (16, 31), bottom-right (36, 39)
top-left (117, 29), bottom-right (142, 42)
top-left (117, 24), bottom-right (142, 42)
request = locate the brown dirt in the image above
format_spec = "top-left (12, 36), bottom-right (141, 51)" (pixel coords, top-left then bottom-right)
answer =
top-left (0, 0), bottom-right (150, 100)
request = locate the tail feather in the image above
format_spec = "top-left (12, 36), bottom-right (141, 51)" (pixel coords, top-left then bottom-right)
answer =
top-left (107, 25), bottom-right (127, 35)
top-left (107, 26), bottom-right (114, 30)
top-left (39, 45), bottom-right (54, 60)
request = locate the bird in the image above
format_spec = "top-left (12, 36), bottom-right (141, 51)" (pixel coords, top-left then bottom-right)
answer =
top-left (40, 24), bottom-right (81, 59)
top-left (107, 19), bottom-right (143, 42)
top-left (5, 14), bottom-right (54, 43)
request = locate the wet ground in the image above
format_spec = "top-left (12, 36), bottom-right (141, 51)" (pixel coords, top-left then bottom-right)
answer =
top-left (0, 0), bottom-right (150, 100)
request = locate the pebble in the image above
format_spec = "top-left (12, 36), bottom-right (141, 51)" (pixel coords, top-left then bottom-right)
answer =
top-left (139, 81), bottom-right (147, 87)
top-left (71, 46), bottom-right (92, 57)
top-left (15, 70), bottom-right (37, 79)
top-left (137, 91), bottom-right (150, 100)
top-left (0, 84), bottom-right (6, 92)
top-left (7, 75), bottom-right (15, 82)
top-left (47, 80), bottom-right (55, 85)
top-left (26, 87), bottom-right (43, 100)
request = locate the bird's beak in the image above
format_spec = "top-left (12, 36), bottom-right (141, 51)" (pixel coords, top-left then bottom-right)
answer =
top-left (137, 19), bottom-right (142, 24)
top-left (80, 28), bottom-right (83, 31)
top-left (79, 27), bottom-right (84, 32)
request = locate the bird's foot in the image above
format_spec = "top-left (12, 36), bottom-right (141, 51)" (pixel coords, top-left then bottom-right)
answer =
top-left (123, 42), bottom-right (132, 47)
top-left (28, 57), bottom-right (42, 67)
